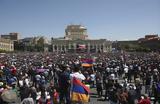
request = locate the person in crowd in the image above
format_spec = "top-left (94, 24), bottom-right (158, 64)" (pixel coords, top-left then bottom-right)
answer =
top-left (109, 86), bottom-right (118, 104)
top-left (118, 89), bottom-right (128, 104)
top-left (152, 82), bottom-right (160, 104)
top-left (145, 74), bottom-right (151, 95)
top-left (70, 65), bottom-right (86, 104)
top-left (30, 86), bottom-right (37, 104)
top-left (114, 80), bottom-right (122, 90)
top-left (21, 97), bottom-right (34, 104)
top-left (90, 72), bottom-right (95, 88)
top-left (128, 84), bottom-right (136, 104)
top-left (58, 65), bottom-right (71, 104)
top-left (138, 94), bottom-right (151, 104)
top-left (53, 88), bottom-right (59, 104)
top-left (96, 76), bottom-right (103, 97)
top-left (135, 79), bottom-right (142, 100)
top-left (0, 52), bottom-right (160, 104)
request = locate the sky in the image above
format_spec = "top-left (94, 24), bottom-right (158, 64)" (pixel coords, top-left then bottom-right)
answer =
top-left (0, 0), bottom-right (160, 41)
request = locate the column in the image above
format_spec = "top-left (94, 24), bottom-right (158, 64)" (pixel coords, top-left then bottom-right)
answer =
top-left (69, 43), bottom-right (71, 49)
top-left (57, 45), bottom-right (59, 53)
top-left (63, 45), bottom-right (65, 53)
top-left (95, 44), bottom-right (98, 53)
top-left (98, 44), bottom-right (101, 53)
top-left (100, 44), bottom-right (103, 53)
top-left (60, 45), bottom-right (63, 52)
top-left (52, 45), bottom-right (55, 52)
top-left (107, 46), bottom-right (109, 52)
top-left (65, 45), bottom-right (68, 53)
top-left (109, 45), bottom-right (112, 52)
top-left (103, 43), bottom-right (106, 52)
top-left (73, 43), bottom-right (76, 53)
top-left (88, 43), bottom-right (90, 53)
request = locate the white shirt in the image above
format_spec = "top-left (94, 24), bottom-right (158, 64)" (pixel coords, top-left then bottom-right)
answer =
top-left (70, 72), bottom-right (86, 92)
top-left (124, 67), bottom-right (128, 73)
top-left (90, 74), bottom-right (95, 81)
top-left (110, 73), bottom-right (115, 79)
top-left (25, 78), bottom-right (29, 86)
top-left (70, 72), bottom-right (86, 81)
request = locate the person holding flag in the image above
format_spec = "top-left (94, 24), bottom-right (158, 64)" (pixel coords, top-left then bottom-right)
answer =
top-left (70, 65), bottom-right (90, 104)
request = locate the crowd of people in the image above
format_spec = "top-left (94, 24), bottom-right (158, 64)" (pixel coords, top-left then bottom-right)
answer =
top-left (0, 52), bottom-right (160, 104)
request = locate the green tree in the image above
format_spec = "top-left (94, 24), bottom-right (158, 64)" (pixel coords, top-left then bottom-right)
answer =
top-left (35, 37), bottom-right (45, 52)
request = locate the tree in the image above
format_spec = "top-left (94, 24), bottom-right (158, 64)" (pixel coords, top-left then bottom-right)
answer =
top-left (35, 37), bottom-right (45, 52)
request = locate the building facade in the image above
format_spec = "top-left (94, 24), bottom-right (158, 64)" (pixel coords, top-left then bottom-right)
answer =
top-left (0, 38), bottom-right (14, 51)
top-left (138, 34), bottom-right (160, 43)
top-left (52, 25), bottom-right (112, 53)
top-left (65, 25), bottom-right (88, 40)
top-left (52, 39), bottom-right (112, 53)
top-left (1, 32), bottom-right (20, 41)
top-left (138, 34), bottom-right (160, 51)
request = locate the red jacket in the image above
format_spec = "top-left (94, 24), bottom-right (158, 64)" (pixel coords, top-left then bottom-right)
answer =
top-left (138, 98), bottom-right (151, 104)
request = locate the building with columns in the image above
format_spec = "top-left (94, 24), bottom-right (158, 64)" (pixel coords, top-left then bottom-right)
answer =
top-left (52, 25), bottom-right (112, 53)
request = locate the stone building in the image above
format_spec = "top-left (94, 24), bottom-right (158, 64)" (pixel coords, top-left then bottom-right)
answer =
top-left (138, 34), bottom-right (160, 43)
top-left (138, 34), bottom-right (160, 51)
top-left (0, 38), bottom-right (14, 51)
top-left (1, 32), bottom-right (20, 41)
top-left (65, 25), bottom-right (88, 40)
top-left (52, 25), bottom-right (112, 53)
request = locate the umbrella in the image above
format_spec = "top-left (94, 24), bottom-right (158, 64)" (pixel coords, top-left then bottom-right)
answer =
top-left (1, 90), bottom-right (18, 103)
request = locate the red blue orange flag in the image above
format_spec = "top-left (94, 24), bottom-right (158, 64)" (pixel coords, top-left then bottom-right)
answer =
top-left (81, 58), bottom-right (93, 67)
top-left (71, 77), bottom-right (90, 102)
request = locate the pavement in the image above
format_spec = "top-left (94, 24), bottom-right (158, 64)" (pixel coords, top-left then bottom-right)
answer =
top-left (89, 88), bottom-right (109, 104)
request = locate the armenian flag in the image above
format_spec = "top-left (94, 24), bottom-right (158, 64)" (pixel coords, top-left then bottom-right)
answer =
top-left (71, 77), bottom-right (90, 102)
top-left (78, 44), bottom-right (86, 49)
top-left (81, 59), bottom-right (93, 67)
